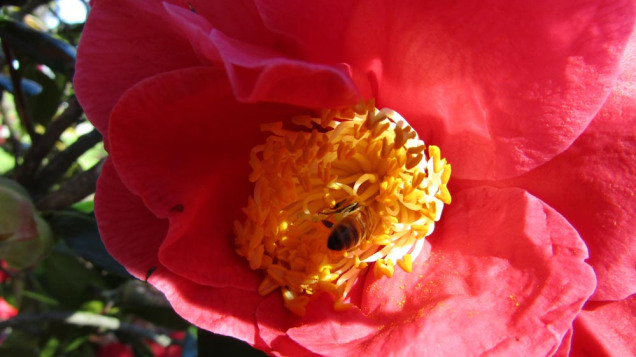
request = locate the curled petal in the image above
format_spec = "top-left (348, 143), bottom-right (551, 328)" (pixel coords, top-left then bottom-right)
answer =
top-left (165, 4), bottom-right (361, 109)
top-left (209, 30), bottom-right (361, 108)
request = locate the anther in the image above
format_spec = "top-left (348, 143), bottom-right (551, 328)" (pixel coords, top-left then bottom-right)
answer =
top-left (235, 102), bottom-right (451, 316)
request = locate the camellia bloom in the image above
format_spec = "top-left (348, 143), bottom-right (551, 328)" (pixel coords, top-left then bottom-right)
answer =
top-left (75, 1), bottom-right (636, 356)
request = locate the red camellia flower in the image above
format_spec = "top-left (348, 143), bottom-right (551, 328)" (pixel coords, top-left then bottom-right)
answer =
top-left (75, 1), bottom-right (636, 355)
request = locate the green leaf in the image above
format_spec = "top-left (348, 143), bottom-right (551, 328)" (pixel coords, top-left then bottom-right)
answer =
top-left (0, 19), bottom-right (76, 75)
top-left (79, 299), bottom-right (104, 314)
top-left (62, 335), bottom-right (89, 354)
top-left (0, 149), bottom-right (14, 174)
top-left (22, 66), bottom-right (64, 126)
top-left (71, 200), bottom-right (94, 214)
top-left (22, 289), bottom-right (60, 306)
top-left (47, 210), bottom-right (130, 277)
top-left (41, 250), bottom-right (107, 307)
top-left (41, 337), bottom-right (60, 357)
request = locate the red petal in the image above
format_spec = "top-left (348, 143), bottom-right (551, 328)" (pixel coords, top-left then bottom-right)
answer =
top-left (75, 0), bottom-right (202, 143)
top-left (286, 295), bottom-right (379, 356)
top-left (255, 294), bottom-right (317, 357)
top-left (164, 4), bottom-right (362, 109)
top-left (95, 159), bottom-right (166, 280)
top-left (98, 161), bottom-right (263, 345)
top-left (108, 67), bottom-right (299, 289)
top-left (209, 30), bottom-right (360, 108)
top-left (253, 0), bottom-right (357, 64)
top-left (256, 0), bottom-right (635, 180)
top-left (0, 298), bottom-right (17, 320)
top-left (288, 187), bottom-right (595, 355)
top-left (553, 329), bottom-right (574, 357)
top-left (506, 32), bottom-right (636, 301)
top-left (178, 0), bottom-right (277, 46)
top-left (149, 266), bottom-right (262, 346)
top-left (570, 295), bottom-right (636, 356)
top-left (165, 4), bottom-right (361, 109)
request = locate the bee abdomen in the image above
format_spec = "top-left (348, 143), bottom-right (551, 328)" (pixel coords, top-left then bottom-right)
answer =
top-left (327, 219), bottom-right (361, 250)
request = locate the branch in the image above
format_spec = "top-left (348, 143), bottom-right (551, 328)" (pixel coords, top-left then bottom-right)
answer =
top-left (0, 93), bottom-right (22, 166)
top-left (35, 159), bottom-right (104, 211)
top-left (1, 38), bottom-right (37, 144)
top-left (15, 96), bottom-right (83, 186)
top-left (32, 129), bottom-right (102, 198)
top-left (0, 311), bottom-right (172, 347)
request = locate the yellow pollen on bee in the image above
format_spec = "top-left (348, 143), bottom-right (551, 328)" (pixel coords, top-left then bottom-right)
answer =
top-left (234, 100), bottom-right (451, 316)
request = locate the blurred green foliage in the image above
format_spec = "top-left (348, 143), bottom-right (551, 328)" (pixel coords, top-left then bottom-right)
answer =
top-left (0, 2), bottom-right (199, 356)
top-left (0, 2), bottom-right (270, 356)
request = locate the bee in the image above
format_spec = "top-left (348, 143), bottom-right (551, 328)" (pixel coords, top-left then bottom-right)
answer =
top-left (320, 201), bottom-right (376, 251)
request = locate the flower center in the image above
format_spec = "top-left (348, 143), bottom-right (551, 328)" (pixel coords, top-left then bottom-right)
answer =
top-left (234, 100), bottom-right (451, 316)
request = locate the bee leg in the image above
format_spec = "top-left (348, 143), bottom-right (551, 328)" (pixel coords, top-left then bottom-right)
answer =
top-left (333, 199), bottom-right (348, 210)
top-left (343, 201), bottom-right (359, 213)
top-left (321, 220), bottom-right (334, 228)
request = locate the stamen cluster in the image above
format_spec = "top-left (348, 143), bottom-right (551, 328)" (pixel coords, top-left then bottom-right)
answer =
top-left (234, 100), bottom-right (451, 316)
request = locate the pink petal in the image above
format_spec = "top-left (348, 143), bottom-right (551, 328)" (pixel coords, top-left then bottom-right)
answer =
top-left (75, 0), bottom-right (202, 143)
top-left (209, 30), bottom-right (361, 108)
top-left (553, 329), bottom-right (574, 357)
top-left (108, 67), bottom-right (299, 289)
top-left (0, 298), bottom-right (17, 320)
top-left (286, 295), bottom-right (380, 356)
top-left (162, 4), bottom-right (220, 63)
top-left (255, 294), bottom-right (318, 357)
top-left (98, 162), bottom-right (263, 345)
top-left (148, 266), bottom-right (262, 346)
top-left (164, 4), bottom-right (361, 109)
top-left (95, 159), bottom-right (166, 280)
top-left (256, 0), bottom-right (635, 180)
top-left (158, 196), bottom-right (261, 290)
top-left (181, 0), bottom-right (277, 46)
top-left (253, 1), bottom-right (357, 64)
top-left (504, 31), bottom-right (636, 301)
top-left (288, 187), bottom-right (595, 356)
top-left (570, 295), bottom-right (636, 356)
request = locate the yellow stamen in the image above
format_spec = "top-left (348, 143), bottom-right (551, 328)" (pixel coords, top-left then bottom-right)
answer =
top-left (397, 254), bottom-right (413, 273)
top-left (234, 100), bottom-right (451, 316)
